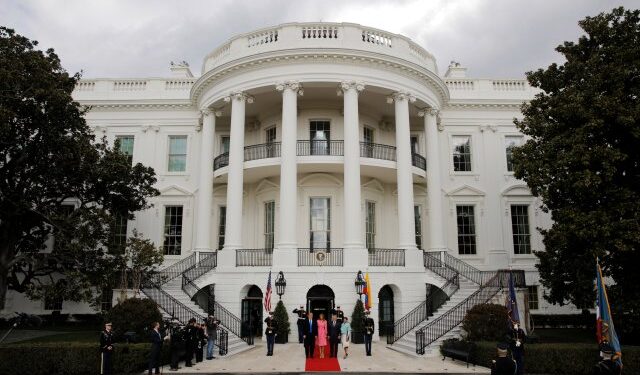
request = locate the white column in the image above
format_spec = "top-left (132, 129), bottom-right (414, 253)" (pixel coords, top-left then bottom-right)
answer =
top-left (223, 92), bottom-right (253, 251)
top-left (275, 81), bottom-right (302, 267)
top-left (339, 81), bottom-right (367, 265)
top-left (194, 109), bottom-right (219, 253)
top-left (419, 108), bottom-right (446, 251)
top-left (389, 92), bottom-right (417, 250)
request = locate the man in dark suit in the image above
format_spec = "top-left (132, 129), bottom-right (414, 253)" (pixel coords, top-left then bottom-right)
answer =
top-left (184, 318), bottom-right (198, 367)
top-left (327, 313), bottom-right (341, 358)
top-left (148, 321), bottom-right (162, 375)
top-left (302, 311), bottom-right (317, 358)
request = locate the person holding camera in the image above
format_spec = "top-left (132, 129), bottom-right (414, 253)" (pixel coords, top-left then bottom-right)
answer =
top-left (99, 322), bottom-right (114, 375)
top-left (205, 315), bottom-right (220, 360)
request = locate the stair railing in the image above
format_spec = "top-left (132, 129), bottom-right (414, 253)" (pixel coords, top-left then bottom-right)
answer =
top-left (152, 253), bottom-right (197, 285)
top-left (425, 250), bottom-right (490, 285)
top-left (415, 269), bottom-right (525, 354)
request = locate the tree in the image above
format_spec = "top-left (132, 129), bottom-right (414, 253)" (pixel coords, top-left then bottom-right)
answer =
top-left (105, 297), bottom-right (163, 339)
top-left (462, 304), bottom-right (510, 342)
top-left (0, 27), bottom-right (159, 309)
top-left (512, 7), bottom-right (640, 320)
top-left (116, 230), bottom-right (164, 299)
top-left (273, 300), bottom-right (290, 343)
top-left (350, 299), bottom-right (366, 344)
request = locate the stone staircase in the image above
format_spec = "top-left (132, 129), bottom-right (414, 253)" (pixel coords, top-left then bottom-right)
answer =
top-left (156, 278), bottom-right (254, 357)
top-left (388, 277), bottom-right (478, 357)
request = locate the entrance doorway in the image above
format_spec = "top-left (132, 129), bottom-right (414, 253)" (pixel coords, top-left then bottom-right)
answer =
top-left (378, 285), bottom-right (394, 337)
top-left (241, 285), bottom-right (263, 338)
top-left (306, 285), bottom-right (335, 321)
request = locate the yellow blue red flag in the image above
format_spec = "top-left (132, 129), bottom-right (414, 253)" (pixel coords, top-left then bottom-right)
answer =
top-left (596, 261), bottom-right (622, 366)
top-left (364, 272), bottom-right (372, 310)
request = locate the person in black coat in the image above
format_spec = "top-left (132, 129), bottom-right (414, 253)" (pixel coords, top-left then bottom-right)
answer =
top-left (508, 323), bottom-right (526, 375)
top-left (363, 310), bottom-right (375, 356)
top-left (195, 322), bottom-right (206, 363)
top-left (491, 342), bottom-right (517, 375)
top-left (327, 313), bottom-right (342, 358)
top-left (265, 313), bottom-right (277, 356)
top-left (167, 319), bottom-right (184, 371)
top-left (99, 322), bottom-right (114, 375)
top-left (593, 343), bottom-right (622, 375)
top-left (330, 306), bottom-right (345, 324)
top-left (301, 311), bottom-right (318, 358)
top-left (184, 318), bottom-right (198, 367)
top-left (148, 322), bottom-right (162, 375)
top-left (292, 305), bottom-right (306, 343)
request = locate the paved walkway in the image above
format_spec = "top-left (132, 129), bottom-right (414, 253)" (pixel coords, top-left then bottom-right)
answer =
top-left (169, 341), bottom-right (490, 374)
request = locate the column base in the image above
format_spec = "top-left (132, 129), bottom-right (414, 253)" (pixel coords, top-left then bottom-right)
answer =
top-left (273, 246), bottom-right (298, 268)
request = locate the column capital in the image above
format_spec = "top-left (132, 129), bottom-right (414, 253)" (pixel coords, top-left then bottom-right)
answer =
top-left (386, 91), bottom-right (416, 104)
top-left (275, 81), bottom-right (304, 96)
top-left (223, 92), bottom-right (254, 104)
top-left (200, 108), bottom-right (223, 117)
top-left (417, 107), bottom-right (439, 117)
top-left (337, 81), bottom-right (365, 96)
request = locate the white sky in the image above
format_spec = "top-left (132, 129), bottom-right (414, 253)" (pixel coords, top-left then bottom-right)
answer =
top-left (1, 0), bottom-right (634, 78)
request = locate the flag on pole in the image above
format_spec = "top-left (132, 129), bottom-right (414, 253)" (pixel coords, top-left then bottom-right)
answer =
top-left (264, 271), bottom-right (272, 312)
top-left (505, 271), bottom-right (521, 327)
top-left (364, 272), bottom-right (373, 310)
top-left (596, 261), bottom-right (622, 365)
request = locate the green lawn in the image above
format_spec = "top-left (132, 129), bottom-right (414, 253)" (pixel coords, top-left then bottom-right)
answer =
top-left (531, 328), bottom-right (594, 343)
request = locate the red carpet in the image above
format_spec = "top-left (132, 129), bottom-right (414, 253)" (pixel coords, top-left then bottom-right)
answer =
top-left (305, 344), bottom-right (341, 372)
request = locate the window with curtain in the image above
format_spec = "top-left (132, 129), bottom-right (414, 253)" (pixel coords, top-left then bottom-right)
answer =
top-left (264, 201), bottom-right (275, 250)
top-left (456, 205), bottom-right (476, 254)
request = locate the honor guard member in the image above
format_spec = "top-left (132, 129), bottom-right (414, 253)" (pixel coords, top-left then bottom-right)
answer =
top-left (265, 313), bottom-right (277, 356)
top-left (100, 322), bottom-right (114, 375)
top-left (292, 305), bottom-right (307, 343)
top-left (593, 343), bottom-right (622, 375)
top-left (363, 310), bottom-right (375, 356)
top-left (330, 306), bottom-right (345, 324)
top-left (491, 342), bottom-right (517, 375)
top-left (509, 323), bottom-right (526, 375)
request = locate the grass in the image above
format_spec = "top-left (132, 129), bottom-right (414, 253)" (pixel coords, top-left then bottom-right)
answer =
top-left (16, 330), bottom-right (98, 344)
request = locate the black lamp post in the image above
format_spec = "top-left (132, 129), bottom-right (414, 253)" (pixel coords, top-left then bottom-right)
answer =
top-left (354, 270), bottom-right (366, 296)
top-left (275, 271), bottom-right (286, 299)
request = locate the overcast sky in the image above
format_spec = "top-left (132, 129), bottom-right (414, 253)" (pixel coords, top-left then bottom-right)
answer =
top-left (1, 0), bottom-right (634, 78)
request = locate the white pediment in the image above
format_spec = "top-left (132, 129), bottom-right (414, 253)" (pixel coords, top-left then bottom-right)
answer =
top-left (445, 184), bottom-right (485, 197)
top-left (256, 179), bottom-right (279, 194)
top-left (299, 173), bottom-right (342, 187)
top-left (159, 185), bottom-right (194, 197)
top-left (362, 178), bottom-right (384, 193)
top-left (501, 184), bottom-right (531, 196)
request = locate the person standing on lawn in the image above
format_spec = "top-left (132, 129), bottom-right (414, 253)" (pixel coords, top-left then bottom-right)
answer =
top-left (340, 317), bottom-right (351, 359)
top-left (148, 321), bottom-right (162, 375)
top-left (99, 322), bottom-right (114, 375)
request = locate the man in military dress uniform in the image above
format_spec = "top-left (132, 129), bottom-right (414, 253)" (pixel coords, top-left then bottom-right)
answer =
top-left (292, 305), bottom-right (306, 343)
top-left (363, 310), bottom-right (375, 356)
top-left (491, 342), bottom-right (517, 375)
top-left (593, 343), bottom-right (622, 375)
top-left (330, 306), bottom-right (345, 324)
top-left (99, 322), bottom-right (114, 375)
top-left (265, 313), bottom-right (277, 356)
top-left (509, 323), bottom-right (526, 375)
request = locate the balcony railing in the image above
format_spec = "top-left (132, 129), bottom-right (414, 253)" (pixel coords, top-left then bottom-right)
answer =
top-left (236, 248), bottom-right (273, 266)
top-left (367, 248), bottom-right (405, 266)
top-left (244, 142), bottom-right (281, 162)
top-left (214, 152), bottom-right (229, 170)
top-left (297, 248), bottom-right (344, 266)
top-left (297, 140), bottom-right (344, 156)
top-left (412, 153), bottom-right (426, 170)
top-left (360, 142), bottom-right (396, 161)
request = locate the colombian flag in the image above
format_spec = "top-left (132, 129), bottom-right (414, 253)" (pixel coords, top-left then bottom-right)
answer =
top-left (596, 261), bottom-right (622, 366)
top-left (364, 273), bottom-right (373, 310)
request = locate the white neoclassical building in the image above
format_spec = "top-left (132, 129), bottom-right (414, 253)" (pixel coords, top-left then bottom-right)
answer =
top-left (3, 23), bottom-right (579, 355)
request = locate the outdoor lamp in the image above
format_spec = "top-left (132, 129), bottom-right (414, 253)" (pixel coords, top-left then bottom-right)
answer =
top-left (355, 270), bottom-right (366, 296)
top-left (275, 271), bottom-right (286, 299)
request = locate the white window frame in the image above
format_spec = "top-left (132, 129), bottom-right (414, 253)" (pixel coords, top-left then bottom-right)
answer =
top-left (450, 134), bottom-right (474, 174)
top-left (166, 134), bottom-right (189, 174)
top-left (503, 134), bottom-right (524, 174)
top-left (455, 204), bottom-right (478, 255)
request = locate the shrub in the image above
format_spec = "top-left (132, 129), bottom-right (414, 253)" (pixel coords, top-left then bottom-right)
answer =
top-left (0, 342), bottom-right (170, 375)
top-left (462, 304), bottom-right (510, 341)
top-left (273, 300), bottom-right (290, 343)
top-left (350, 299), bottom-right (365, 344)
top-left (441, 340), bottom-right (640, 375)
top-left (105, 298), bottom-right (162, 339)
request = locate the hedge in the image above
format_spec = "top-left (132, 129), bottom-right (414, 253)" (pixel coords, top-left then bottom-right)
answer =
top-left (442, 339), bottom-right (640, 375)
top-left (0, 342), bottom-right (170, 375)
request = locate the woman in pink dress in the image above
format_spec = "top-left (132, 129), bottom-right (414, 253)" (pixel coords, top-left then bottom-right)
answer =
top-left (316, 313), bottom-right (328, 358)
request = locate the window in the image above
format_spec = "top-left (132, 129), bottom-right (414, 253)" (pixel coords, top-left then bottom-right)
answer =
top-left (511, 204), bottom-right (532, 254)
top-left (363, 127), bottom-right (374, 144)
top-left (527, 286), bottom-right (539, 310)
top-left (111, 214), bottom-right (128, 253)
top-left (309, 197), bottom-right (331, 251)
top-left (217, 206), bottom-right (226, 250)
top-left (265, 127), bottom-right (277, 158)
top-left (452, 135), bottom-right (472, 172)
top-left (220, 136), bottom-right (230, 154)
top-left (168, 135), bottom-right (187, 172)
top-left (410, 136), bottom-right (419, 154)
top-left (310, 120), bottom-right (330, 155)
top-left (414, 205), bottom-right (422, 250)
top-left (505, 136), bottom-right (523, 172)
top-left (363, 127), bottom-right (375, 158)
top-left (44, 292), bottom-right (63, 311)
top-left (163, 206), bottom-right (183, 255)
top-left (456, 205), bottom-right (477, 255)
top-left (365, 201), bottom-right (376, 250)
top-left (264, 201), bottom-right (275, 250)
top-left (115, 135), bottom-right (134, 164)
top-left (101, 288), bottom-right (113, 311)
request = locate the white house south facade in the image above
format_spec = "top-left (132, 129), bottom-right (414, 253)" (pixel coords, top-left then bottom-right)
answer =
top-left (2, 23), bottom-right (579, 354)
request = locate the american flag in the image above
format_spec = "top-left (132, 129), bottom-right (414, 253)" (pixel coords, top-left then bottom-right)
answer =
top-left (264, 271), bottom-right (272, 312)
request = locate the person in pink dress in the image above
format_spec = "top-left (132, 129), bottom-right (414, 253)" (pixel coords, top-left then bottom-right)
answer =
top-left (316, 313), bottom-right (328, 358)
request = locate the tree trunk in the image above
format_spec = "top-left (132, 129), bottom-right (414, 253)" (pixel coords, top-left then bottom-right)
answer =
top-left (0, 235), bottom-right (17, 310)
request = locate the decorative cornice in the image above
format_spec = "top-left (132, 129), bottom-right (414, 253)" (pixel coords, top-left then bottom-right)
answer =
top-left (82, 102), bottom-right (195, 111)
top-left (223, 92), bottom-right (254, 103)
top-left (141, 125), bottom-right (160, 133)
top-left (446, 101), bottom-right (524, 110)
top-left (337, 81), bottom-right (365, 96)
top-left (417, 108), bottom-right (439, 117)
top-left (386, 91), bottom-right (416, 104)
top-left (275, 81), bottom-right (304, 96)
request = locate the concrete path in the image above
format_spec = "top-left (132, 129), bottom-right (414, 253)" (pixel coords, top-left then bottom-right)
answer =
top-left (168, 340), bottom-right (490, 374)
